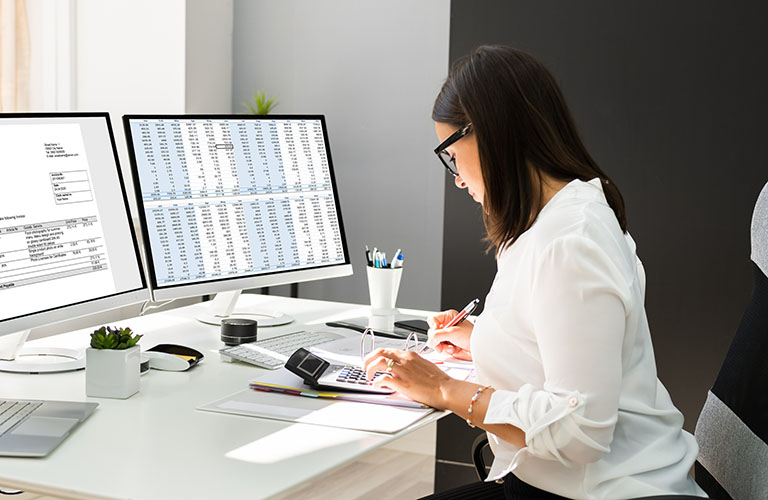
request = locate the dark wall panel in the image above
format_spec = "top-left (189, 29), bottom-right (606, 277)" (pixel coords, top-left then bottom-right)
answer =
top-left (442, 0), bottom-right (768, 430)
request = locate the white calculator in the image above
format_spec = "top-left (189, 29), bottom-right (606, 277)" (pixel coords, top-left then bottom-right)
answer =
top-left (285, 348), bottom-right (394, 395)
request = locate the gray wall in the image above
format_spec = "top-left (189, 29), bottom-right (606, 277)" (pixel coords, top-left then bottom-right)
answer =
top-left (232, 0), bottom-right (450, 311)
top-left (443, 0), bottom-right (768, 430)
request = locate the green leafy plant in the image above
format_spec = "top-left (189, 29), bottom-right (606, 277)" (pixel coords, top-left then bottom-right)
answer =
top-left (243, 90), bottom-right (279, 115)
top-left (90, 326), bottom-right (142, 350)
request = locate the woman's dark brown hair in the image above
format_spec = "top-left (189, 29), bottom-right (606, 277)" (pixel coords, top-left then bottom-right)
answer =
top-left (433, 45), bottom-right (627, 253)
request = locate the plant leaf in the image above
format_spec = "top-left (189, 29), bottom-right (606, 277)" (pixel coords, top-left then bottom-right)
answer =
top-left (243, 89), bottom-right (279, 115)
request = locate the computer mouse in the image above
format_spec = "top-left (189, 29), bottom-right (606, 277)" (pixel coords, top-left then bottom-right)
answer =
top-left (145, 351), bottom-right (193, 371)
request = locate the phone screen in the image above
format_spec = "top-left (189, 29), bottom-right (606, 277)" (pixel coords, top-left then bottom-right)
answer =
top-left (393, 319), bottom-right (429, 334)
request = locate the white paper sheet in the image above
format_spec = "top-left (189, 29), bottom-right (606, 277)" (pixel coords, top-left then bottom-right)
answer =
top-left (198, 388), bottom-right (434, 434)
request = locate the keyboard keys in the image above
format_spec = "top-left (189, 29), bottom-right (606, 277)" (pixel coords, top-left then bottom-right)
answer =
top-left (0, 400), bottom-right (42, 436)
top-left (219, 331), bottom-right (333, 369)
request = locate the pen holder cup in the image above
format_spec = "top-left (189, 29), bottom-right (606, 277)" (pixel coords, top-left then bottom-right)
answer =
top-left (366, 266), bottom-right (403, 316)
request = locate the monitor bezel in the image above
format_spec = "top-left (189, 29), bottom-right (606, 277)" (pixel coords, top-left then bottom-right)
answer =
top-left (0, 112), bottom-right (149, 335)
top-left (122, 114), bottom-right (353, 301)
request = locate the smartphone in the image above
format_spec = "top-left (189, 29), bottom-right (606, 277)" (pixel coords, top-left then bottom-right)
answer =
top-left (393, 319), bottom-right (430, 334)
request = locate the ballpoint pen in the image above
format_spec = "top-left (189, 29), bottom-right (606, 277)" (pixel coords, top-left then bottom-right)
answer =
top-left (417, 298), bottom-right (480, 355)
top-left (442, 298), bottom-right (480, 329)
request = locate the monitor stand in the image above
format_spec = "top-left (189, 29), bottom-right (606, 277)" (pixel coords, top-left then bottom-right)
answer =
top-left (195, 290), bottom-right (295, 327)
top-left (0, 330), bottom-right (85, 373)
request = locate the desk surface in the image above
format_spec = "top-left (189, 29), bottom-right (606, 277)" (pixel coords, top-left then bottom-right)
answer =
top-left (0, 295), bottom-right (442, 500)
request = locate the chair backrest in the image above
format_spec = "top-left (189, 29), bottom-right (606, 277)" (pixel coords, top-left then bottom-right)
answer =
top-left (694, 181), bottom-right (768, 500)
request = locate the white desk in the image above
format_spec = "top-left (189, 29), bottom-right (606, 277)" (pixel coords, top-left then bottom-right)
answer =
top-left (0, 295), bottom-right (442, 500)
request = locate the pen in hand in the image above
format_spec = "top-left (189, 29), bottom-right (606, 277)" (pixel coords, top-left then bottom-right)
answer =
top-left (441, 298), bottom-right (480, 329)
top-left (419, 298), bottom-right (480, 354)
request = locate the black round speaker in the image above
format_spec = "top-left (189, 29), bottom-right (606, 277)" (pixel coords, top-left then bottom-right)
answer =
top-left (220, 318), bottom-right (258, 346)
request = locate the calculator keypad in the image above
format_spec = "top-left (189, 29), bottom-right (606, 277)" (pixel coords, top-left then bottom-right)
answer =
top-left (336, 367), bottom-right (387, 385)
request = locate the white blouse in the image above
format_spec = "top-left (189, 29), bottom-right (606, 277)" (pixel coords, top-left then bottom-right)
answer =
top-left (471, 178), bottom-right (706, 499)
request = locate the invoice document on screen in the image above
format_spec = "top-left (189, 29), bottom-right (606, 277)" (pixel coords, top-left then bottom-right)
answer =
top-left (0, 123), bottom-right (116, 320)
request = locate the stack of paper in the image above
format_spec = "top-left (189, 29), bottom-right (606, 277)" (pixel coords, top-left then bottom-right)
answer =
top-left (197, 331), bottom-right (474, 433)
top-left (249, 368), bottom-right (430, 409)
top-left (198, 370), bottom-right (435, 433)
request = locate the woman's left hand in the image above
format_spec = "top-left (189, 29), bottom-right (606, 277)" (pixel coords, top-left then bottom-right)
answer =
top-left (363, 348), bottom-right (454, 409)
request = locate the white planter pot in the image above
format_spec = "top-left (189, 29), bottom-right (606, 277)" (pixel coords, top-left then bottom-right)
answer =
top-left (85, 346), bottom-right (140, 399)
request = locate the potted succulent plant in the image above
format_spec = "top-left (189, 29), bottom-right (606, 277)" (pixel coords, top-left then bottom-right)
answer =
top-left (85, 326), bottom-right (143, 399)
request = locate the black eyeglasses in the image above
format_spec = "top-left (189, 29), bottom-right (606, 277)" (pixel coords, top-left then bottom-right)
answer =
top-left (433, 123), bottom-right (473, 177)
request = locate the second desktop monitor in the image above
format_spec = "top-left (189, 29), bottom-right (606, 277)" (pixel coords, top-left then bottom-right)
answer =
top-left (124, 115), bottom-right (352, 302)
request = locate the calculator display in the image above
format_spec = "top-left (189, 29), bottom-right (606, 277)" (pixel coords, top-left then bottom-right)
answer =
top-left (297, 353), bottom-right (324, 376)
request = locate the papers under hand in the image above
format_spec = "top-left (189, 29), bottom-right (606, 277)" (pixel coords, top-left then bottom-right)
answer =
top-left (310, 335), bottom-right (405, 366)
top-left (249, 368), bottom-right (429, 409)
top-left (197, 340), bottom-right (476, 434)
top-left (310, 334), bottom-right (474, 379)
top-left (198, 387), bottom-right (434, 434)
top-left (420, 348), bottom-right (474, 370)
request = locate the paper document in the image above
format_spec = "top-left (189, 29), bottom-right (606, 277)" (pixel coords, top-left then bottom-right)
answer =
top-left (310, 335), bottom-right (407, 366)
top-left (310, 334), bottom-right (475, 380)
top-left (249, 367), bottom-right (430, 409)
top-left (198, 388), bottom-right (434, 434)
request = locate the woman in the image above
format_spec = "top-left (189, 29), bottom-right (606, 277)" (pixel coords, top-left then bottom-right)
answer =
top-left (363, 46), bottom-right (706, 499)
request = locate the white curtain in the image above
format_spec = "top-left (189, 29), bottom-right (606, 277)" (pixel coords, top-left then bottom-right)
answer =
top-left (0, 0), bottom-right (31, 112)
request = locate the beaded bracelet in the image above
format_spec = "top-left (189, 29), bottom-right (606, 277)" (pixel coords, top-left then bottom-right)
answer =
top-left (466, 385), bottom-right (493, 428)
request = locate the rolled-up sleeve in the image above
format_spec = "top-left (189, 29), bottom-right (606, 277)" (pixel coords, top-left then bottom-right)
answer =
top-left (483, 234), bottom-right (630, 469)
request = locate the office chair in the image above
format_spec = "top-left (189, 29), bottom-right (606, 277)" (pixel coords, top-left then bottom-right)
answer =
top-left (471, 181), bottom-right (768, 500)
top-left (693, 180), bottom-right (768, 499)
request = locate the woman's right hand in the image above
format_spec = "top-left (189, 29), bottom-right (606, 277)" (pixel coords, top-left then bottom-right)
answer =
top-left (426, 310), bottom-right (474, 361)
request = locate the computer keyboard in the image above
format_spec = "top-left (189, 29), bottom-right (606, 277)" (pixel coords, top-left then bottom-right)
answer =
top-left (219, 330), bottom-right (335, 369)
top-left (0, 400), bottom-right (42, 436)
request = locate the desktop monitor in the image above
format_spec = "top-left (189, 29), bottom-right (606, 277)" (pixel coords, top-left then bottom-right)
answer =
top-left (123, 115), bottom-right (352, 326)
top-left (0, 113), bottom-right (148, 372)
